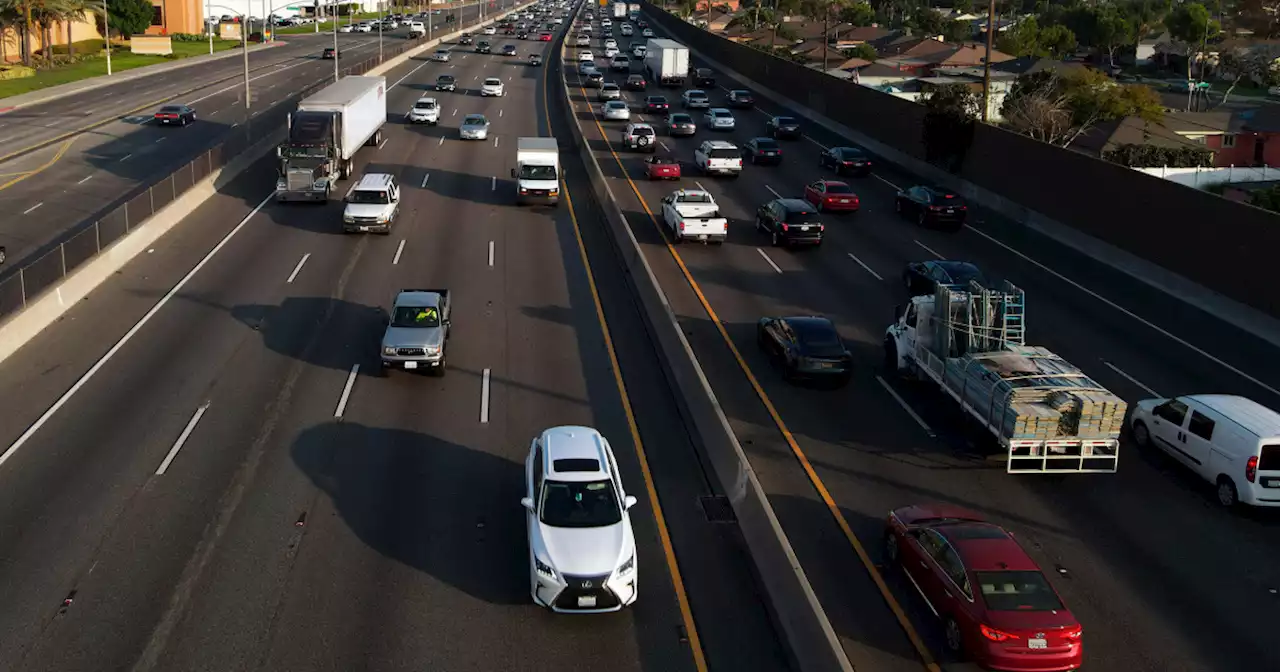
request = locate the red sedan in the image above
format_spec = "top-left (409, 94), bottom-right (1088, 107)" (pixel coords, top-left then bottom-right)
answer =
top-left (539, 32), bottom-right (552, 41)
top-left (803, 180), bottom-right (859, 213)
top-left (885, 504), bottom-right (1083, 671)
top-left (644, 155), bottom-right (681, 180)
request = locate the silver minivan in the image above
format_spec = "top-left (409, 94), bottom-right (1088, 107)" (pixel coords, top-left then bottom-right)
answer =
top-left (1131, 394), bottom-right (1280, 507)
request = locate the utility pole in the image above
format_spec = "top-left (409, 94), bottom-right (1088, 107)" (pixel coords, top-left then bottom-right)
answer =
top-left (981, 0), bottom-right (996, 122)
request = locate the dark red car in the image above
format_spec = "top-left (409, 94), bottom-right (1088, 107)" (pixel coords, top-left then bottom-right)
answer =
top-left (644, 95), bottom-right (669, 113)
top-left (803, 180), bottom-right (859, 213)
top-left (644, 155), bottom-right (681, 180)
top-left (885, 504), bottom-right (1083, 672)
top-left (539, 31), bottom-right (552, 41)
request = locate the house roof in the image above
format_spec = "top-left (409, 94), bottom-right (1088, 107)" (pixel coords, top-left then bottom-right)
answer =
top-left (837, 26), bottom-right (895, 43)
top-left (991, 56), bottom-right (1085, 75)
top-left (1162, 110), bottom-right (1237, 134)
top-left (833, 57), bottom-right (873, 71)
top-left (1234, 105), bottom-right (1280, 133)
top-left (1074, 115), bottom-right (1214, 157)
top-left (859, 62), bottom-right (916, 79)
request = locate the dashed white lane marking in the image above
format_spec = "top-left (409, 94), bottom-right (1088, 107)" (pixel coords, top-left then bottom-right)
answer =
top-left (334, 364), bottom-right (360, 419)
top-left (0, 192), bottom-right (276, 470)
top-left (421, 173), bottom-right (430, 188)
top-left (873, 174), bottom-right (901, 191)
top-left (491, 176), bottom-right (497, 190)
top-left (118, 153), bottom-right (132, 162)
top-left (378, 137), bottom-right (388, 149)
top-left (439, 136), bottom-right (445, 146)
top-left (756, 248), bottom-right (782, 274)
top-left (847, 252), bottom-right (883, 281)
top-left (764, 184), bottom-right (781, 199)
top-left (479, 368), bottom-right (492, 423)
top-left (876, 375), bottom-right (936, 437)
top-left (393, 239), bottom-right (406, 265)
top-left (494, 136), bottom-right (500, 148)
top-left (659, 140), bottom-right (670, 151)
top-left (154, 137), bottom-right (167, 144)
top-left (156, 402), bottom-right (210, 475)
top-left (488, 240), bottom-right (495, 267)
top-left (913, 240), bottom-right (944, 260)
top-left (1102, 360), bottom-right (1161, 398)
top-left (23, 202), bottom-right (42, 214)
top-left (77, 175), bottom-right (93, 185)
top-left (286, 253), bottom-right (311, 283)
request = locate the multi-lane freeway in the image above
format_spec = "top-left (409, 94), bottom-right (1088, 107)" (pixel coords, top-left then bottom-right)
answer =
top-left (0, 6), bottom-right (791, 672)
top-left (566, 9), bottom-right (1280, 672)
top-left (0, 1), bottom-right (494, 271)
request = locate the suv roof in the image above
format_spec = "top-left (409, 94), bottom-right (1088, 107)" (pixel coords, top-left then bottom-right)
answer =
top-left (775, 198), bottom-right (816, 213)
top-left (354, 173), bottom-right (396, 190)
top-left (539, 426), bottom-right (614, 482)
top-left (701, 140), bottom-right (738, 149)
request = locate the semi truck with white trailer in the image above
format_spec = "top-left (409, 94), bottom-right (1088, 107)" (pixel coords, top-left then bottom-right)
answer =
top-left (645, 39), bottom-right (688, 88)
top-left (511, 137), bottom-right (560, 205)
top-left (277, 75), bottom-right (387, 202)
top-left (612, 1), bottom-right (626, 18)
top-left (883, 280), bottom-right (1125, 473)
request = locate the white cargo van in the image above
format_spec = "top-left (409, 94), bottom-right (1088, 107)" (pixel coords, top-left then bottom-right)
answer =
top-left (1130, 394), bottom-right (1280, 507)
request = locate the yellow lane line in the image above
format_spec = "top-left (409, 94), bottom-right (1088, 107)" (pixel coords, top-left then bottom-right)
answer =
top-left (547, 40), bottom-right (709, 672)
top-left (0, 138), bottom-right (74, 192)
top-left (569, 74), bottom-right (943, 672)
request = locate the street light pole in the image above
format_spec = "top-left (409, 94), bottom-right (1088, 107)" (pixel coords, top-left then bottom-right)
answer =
top-left (242, 14), bottom-right (251, 108)
top-left (333, 3), bottom-right (340, 81)
top-left (378, 0), bottom-right (383, 62)
top-left (104, 0), bottom-right (113, 74)
top-left (981, 0), bottom-right (996, 122)
top-left (207, 0), bottom-right (215, 53)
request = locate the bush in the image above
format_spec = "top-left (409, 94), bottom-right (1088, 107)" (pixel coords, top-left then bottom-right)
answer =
top-left (0, 65), bottom-right (35, 80)
top-left (170, 33), bottom-right (206, 42)
top-left (1103, 143), bottom-right (1214, 168)
top-left (1250, 185), bottom-right (1280, 213)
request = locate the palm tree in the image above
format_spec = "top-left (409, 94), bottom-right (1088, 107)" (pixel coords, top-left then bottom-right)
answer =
top-left (56, 0), bottom-right (97, 56)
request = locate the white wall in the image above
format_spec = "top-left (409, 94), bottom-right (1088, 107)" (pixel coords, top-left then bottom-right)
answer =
top-left (1136, 165), bottom-right (1280, 188)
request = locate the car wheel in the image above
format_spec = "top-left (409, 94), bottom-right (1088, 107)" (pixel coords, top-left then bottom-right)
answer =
top-left (944, 617), bottom-right (964, 656)
top-left (1131, 421), bottom-right (1150, 448)
top-left (883, 531), bottom-right (899, 566)
top-left (1216, 477), bottom-right (1239, 507)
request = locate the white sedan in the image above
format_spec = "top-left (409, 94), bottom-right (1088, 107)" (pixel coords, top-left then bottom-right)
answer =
top-left (578, 50), bottom-right (594, 62)
top-left (601, 100), bottom-right (630, 121)
top-left (604, 46), bottom-right (618, 58)
top-left (432, 49), bottom-right (450, 62)
top-left (481, 77), bottom-right (506, 97)
top-left (482, 26), bottom-right (497, 35)
top-left (576, 34), bottom-right (590, 46)
top-left (704, 107), bottom-right (736, 130)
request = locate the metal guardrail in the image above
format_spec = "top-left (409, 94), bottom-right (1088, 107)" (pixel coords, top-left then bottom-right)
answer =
top-left (0, 17), bottom-right (491, 322)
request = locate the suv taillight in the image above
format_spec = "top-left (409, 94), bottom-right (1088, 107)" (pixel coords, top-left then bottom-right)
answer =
top-left (1247, 455), bottom-right (1258, 482)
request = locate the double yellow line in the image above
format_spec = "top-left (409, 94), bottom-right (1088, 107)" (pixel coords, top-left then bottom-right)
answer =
top-left (0, 138), bottom-right (74, 192)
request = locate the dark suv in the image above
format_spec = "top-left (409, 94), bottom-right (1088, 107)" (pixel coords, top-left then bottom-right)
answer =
top-left (756, 198), bottom-right (824, 247)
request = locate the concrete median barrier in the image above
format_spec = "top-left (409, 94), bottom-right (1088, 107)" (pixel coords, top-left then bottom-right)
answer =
top-left (0, 3), bottom-right (537, 366)
top-left (555, 36), bottom-right (855, 672)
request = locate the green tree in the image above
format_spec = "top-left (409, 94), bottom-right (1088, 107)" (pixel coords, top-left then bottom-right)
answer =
top-left (1000, 69), bottom-right (1164, 147)
top-left (910, 7), bottom-right (946, 36)
top-left (921, 83), bottom-right (980, 173)
top-left (105, 0), bottom-right (153, 38)
top-left (1036, 23), bottom-right (1076, 58)
top-left (953, 0), bottom-right (973, 14)
top-left (839, 1), bottom-right (874, 26)
top-left (1165, 1), bottom-right (1220, 46)
top-left (997, 16), bottom-right (1041, 57)
top-left (1217, 46), bottom-right (1280, 105)
top-left (1090, 8), bottom-right (1136, 68)
top-left (850, 41), bottom-right (877, 60)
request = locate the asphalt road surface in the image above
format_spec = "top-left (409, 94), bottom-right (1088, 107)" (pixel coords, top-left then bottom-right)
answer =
top-left (565, 8), bottom-right (1280, 672)
top-left (0, 1), bottom-right (500, 270)
top-left (0, 11), bottom-right (787, 672)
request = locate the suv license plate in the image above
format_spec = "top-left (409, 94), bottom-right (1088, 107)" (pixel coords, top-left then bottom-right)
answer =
top-left (404, 361), bottom-right (418, 369)
top-left (359, 226), bottom-right (370, 232)
top-left (1264, 477), bottom-right (1280, 487)
top-left (1028, 638), bottom-right (1047, 649)
top-left (577, 595), bottom-right (597, 608)
top-left (698, 234), bottom-right (708, 240)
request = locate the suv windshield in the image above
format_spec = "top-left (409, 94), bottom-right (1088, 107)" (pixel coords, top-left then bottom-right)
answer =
top-left (349, 189), bottom-right (390, 204)
top-left (518, 165), bottom-right (557, 180)
top-left (687, 91), bottom-right (707, 99)
top-left (540, 479), bottom-right (622, 527)
top-left (391, 305), bottom-right (440, 328)
top-left (975, 571), bottom-right (1064, 611)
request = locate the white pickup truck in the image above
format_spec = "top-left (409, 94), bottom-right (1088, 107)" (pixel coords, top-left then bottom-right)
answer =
top-left (661, 189), bottom-right (728, 244)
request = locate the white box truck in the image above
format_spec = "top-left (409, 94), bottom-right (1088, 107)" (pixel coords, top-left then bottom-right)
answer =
top-left (645, 39), bottom-right (688, 87)
top-left (277, 75), bottom-right (387, 202)
top-left (612, 1), bottom-right (626, 18)
top-left (511, 137), bottom-right (560, 205)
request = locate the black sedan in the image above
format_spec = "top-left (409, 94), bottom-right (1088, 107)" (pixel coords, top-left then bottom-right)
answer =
top-left (435, 74), bottom-right (457, 91)
top-left (644, 95), bottom-right (669, 112)
top-left (626, 74), bottom-right (647, 90)
top-left (458, 34), bottom-right (474, 44)
top-left (517, 31), bottom-right (529, 39)
top-left (503, 44), bottom-right (518, 56)
top-left (476, 41), bottom-right (492, 53)
top-left (756, 198), bottom-right (823, 247)
top-left (153, 104), bottom-right (195, 126)
top-left (727, 89), bottom-right (754, 108)
top-left (690, 67), bottom-right (716, 87)
top-left (895, 185), bottom-right (968, 230)
top-left (322, 47), bottom-right (340, 59)
top-left (743, 137), bottom-right (783, 165)
top-left (820, 146), bottom-right (873, 177)
top-left (757, 316), bottom-right (852, 385)
top-left (903, 260), bottom-right (987, 297)
top-left (767, 115), bottom-right (802, 140)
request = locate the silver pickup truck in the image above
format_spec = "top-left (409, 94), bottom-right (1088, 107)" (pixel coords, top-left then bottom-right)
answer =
top-left (380, 289), bottom-right (452, 375)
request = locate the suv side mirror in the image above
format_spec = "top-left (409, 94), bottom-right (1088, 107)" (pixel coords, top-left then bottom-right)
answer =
top-left (520, 497), bottom-right (534, 510)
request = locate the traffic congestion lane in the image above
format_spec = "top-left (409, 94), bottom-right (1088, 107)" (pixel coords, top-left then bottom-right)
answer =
top-left (0, 35), bottom-right (392, 267)
top-left (571, 15), bottom-right (1280, 671)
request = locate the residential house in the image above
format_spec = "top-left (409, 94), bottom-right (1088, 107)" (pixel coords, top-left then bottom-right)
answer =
top-left (924, 66), bottom-right (1019, 119)
top-left (704, 10), bottom-right (736, 33)
top-left (1077, 108), bottom-right (1280, 167)
top-left (1135, 32), bottom-right (1170, 66)
top-left (695, 0), bottom-right (741, 11)
top-left (991, 56), bottom-right (1086, 77)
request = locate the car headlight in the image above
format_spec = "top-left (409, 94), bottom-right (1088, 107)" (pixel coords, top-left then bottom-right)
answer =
top-left (616, 552), bottom-right (635, 575)
top-left (534, 556), bottom-right (556, 578)
top-left (426, 346), bottom-right (440, 354)
top-left (343, 214), bottom-right (354, 223)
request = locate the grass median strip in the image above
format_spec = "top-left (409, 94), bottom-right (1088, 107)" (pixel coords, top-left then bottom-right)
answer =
top-left (0, 38), bottom-right (243, 99)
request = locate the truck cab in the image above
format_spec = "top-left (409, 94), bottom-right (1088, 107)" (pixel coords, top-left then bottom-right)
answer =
top-left (381, 289), bottom-right (451, 375)
top-left (343, 173), bottom-right (400, 233)
top-left (512, 137), bottom-right (560, 205)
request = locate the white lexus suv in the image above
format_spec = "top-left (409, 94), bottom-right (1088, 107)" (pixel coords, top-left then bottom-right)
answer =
top-left (522, 426), bottom-right (638, 613)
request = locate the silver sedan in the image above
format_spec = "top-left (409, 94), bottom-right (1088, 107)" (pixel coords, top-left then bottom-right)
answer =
top-left (460, 113), bottom-right (491, 140)
top-left (601, 100), bottom-right (631, 121)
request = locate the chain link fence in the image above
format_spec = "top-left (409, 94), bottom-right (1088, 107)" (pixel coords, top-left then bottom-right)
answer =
top-left (0, 6), bottom-right (510, 322)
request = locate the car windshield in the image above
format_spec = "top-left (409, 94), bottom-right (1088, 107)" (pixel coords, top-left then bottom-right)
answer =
top-left (754, 139), bottom-right (778, 149)
top-left (670, 114), bottom-right (692, 123)
top-left (837, 147), bottom-right (864, 158)
top-left (649, 97), bottom-right (667, 104)
top-left (435, 50), bottom-right (447, 55)
top-left (793, 321), bottom-right (843, 352)
top-left (603, 84), bottom-right (619, 91)
top-left (438, 75), bottom-right (454, 83)
top-left (825, 183), bottom-right (853, 194)
top-left (391, 305), bottom-right (440, 328)
top-left (687, 91), bottom-right (707, 99)
top-left (539, 479), bottom-right (622, 528)
top-left (712, 110), bottom-right (731, 118)
top-left (463, 115), bottom-right (487, 125)
top-left (975, 571), bottom-right (1064, 611)
top-left (651, 156), bottom-right (674, 164)
top-left (519, 164), bottom-right (557, 180)
top-left (608, 101), bottom-right (626, 109)
top-left (160, 106), bottom-right (183, 113)
top-left (484, 78), bottom-right (501, 85)
top-left (783, 209), bottom-right (820, 224)
top-left (348, 189), bottom-right (390, 205)
top-left (775, 117), bottom-right (797, 126)
top-left (414, 101), bottom-right (435, 110)
top-left (732, 90), bottom-right (751, 97)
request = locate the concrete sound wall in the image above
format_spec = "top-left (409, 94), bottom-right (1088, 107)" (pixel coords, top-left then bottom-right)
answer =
top-left (644, 4), bottom-right (1280, 319)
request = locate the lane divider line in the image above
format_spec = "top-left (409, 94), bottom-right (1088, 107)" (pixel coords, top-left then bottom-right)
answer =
top-left (875, 375), bottom-right (935, 438)
top-left (0, 138), bottom-right (73, 192)
top-left (334, 364), bottom-right (359, 419)
top-left (756, 247), bottom-right (782, 274)
top-left (846, 252), bottom-right (883, 281)
top-left (0, 192), bottom-right (276, 469)
top-left (286, 253), bottom-right (311, 284)
top-left (1101, 360), bottom-right (1161, 398)
top-left (421, 172), bottom-right (430, 188)
top-left (913, 239), bottom-right (944, 260)
top-left (22, 202), bottom-right (42, 215)
top-left (156, 402), bottom-right (210, 475)
top-left (479, 367), bottom-right (491, 423)
top-left (393, 240), bottom-right (406, 265)
top-left (488, 240), bottom-right (495, 267)
top-left (568, 62), bottom-right (943, 672)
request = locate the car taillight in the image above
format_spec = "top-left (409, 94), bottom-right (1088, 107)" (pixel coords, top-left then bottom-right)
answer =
top-left (1062, 627), bottom-right (1083, 641)
top-left (980, 625), bottom-right (1020, 642)
top-left (780, 223), bottom-right (788, 231)
top-left (1247, 455), bottom-right (1258, 482)
top-left (678, 222), bottom-right (685, 232)
top-left (520, 188), bottom-right (529, 195)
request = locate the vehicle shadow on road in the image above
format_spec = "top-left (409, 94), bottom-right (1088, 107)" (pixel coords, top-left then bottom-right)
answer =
top-left (231, 296), bottom-right (383, 373)
top-left (291, 420), bottom-right (528, 605)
